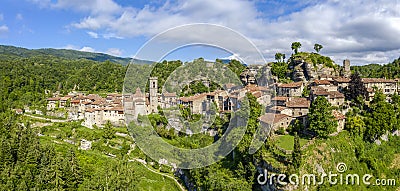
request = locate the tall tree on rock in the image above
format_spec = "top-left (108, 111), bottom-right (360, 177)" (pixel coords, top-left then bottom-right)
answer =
top-left (275, 53), bottom-right (285, 63)
top-left (291, 42), bottom-right (302, 54)
top-left (314, 44), bottom-right (323, 53)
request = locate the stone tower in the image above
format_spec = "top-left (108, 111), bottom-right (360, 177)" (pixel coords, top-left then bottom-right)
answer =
top-left (343, 59), bottom-right (351, 77)
top-left (149, 77), bottom-right (158, 113)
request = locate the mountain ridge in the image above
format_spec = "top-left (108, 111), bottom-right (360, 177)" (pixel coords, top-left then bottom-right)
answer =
top-left (0, 45), bottom-right (153, 65)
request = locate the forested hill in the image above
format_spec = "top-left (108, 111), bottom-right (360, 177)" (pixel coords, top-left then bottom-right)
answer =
top-left (351, 57), bottom-right (400, 78)
top-left (0, 45), bottom-right (153, 65)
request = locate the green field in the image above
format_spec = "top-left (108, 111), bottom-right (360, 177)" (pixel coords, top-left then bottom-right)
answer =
top-left (275, 134), bottom-right (309, 151)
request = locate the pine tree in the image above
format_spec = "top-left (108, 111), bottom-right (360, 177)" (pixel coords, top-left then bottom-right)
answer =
top-left (292, 132), bottom-right (302, 169)
top-left (61, 149), bottom-right (82, 190)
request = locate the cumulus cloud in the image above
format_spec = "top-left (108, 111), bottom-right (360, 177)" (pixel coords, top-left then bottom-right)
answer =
top-left (106, 48), bottom-right (123, 56)
top-left (33, 0), bottom-right (400, 65)
top-left (0, 25), bottom-right (9, 35)
top-left (87, 31), bottom-right (99, 38)
top-left (80, 46), bottom-right (96, 52)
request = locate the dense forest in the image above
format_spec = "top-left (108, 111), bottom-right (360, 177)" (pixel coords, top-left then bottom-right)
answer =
top-left (351, 57), bottom-right (400, 78)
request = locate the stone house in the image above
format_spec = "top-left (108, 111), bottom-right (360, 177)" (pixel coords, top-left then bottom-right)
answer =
top-left (277, 81), bottom-right (304, 97)
top-left (267, 106), bottom-right (293, 116)
top-left (161, 92), bottom-right (177, 109)
top-left (285, 97), bottom-right (310, 117)
top-left (258, 113), bottom-right (293, 136)
top-left (311, 80), bottom-right (338, 92)
top-left (333, 77), bottom-right (351, 92)
top-left (310, 88), bottom-right (345, 107)
top-left (47, 97), bottom-right (60, 110)
top-left (332, 110), bottom-right (346, 132)
top-left (271, 96), bottom-right (289, 106)
top-left (362, 78), bottom-right (398, 95)
top-left (179, 93), bottom-right (208, 114)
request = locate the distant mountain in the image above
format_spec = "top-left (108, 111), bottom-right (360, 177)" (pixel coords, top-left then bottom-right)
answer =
top-left (0, 45), bottom-right (153, 65)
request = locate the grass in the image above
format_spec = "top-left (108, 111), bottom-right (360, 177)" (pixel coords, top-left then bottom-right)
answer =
top-left (275, 134), bottom-right (308, 151)
top-left (38, 125), bottom-right (182, 191)
top-left (299, 131), bottom-right (400, 191)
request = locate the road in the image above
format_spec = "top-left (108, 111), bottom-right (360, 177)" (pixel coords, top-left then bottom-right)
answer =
top-left (24, 114), bottom-right (69, 123)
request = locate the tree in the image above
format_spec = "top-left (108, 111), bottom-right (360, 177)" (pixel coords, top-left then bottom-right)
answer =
top-left (274, 53), bottom-right (285, 63)
top-left (271, 62), bottom-right (289, 80)
top-left (314, 43), bottom-right (323, 53)
top-left (291, 42), bottom-right (302, 54)
top-left (345, 115), bottom-right (365, 137)
top-left (292, 132), bottom-right (302, 169)
top-left (364, 91), bottom-right (397, 142)
top-left (102, 121), bottom-right (115, 140)
top-left (348, 72), bottom-right (368, 101)
top-left (61, 149), bottom-right (83, 190)
top-left (308, 96), bottom-right (337, 138)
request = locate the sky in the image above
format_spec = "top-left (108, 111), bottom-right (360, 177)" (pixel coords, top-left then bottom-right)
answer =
top-left (0, 0), bottom-right (399, 65)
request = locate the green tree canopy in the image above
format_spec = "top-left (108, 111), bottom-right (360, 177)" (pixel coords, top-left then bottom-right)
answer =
top-left (291, 42), bottom-right (302, 54)
top-left (308, 96), bottom-right (337, 138)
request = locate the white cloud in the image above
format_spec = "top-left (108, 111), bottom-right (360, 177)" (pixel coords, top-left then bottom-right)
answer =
top-left (16, 13), bottom-right (23, 20)
top-left (52, 0), bottom-right (121, 15)
top-left (87, 31), bottom-right (99, 38)
top-left (0, 25), bottom-right (9, 35)
top-left (34, 0), bottom-right (400, 65)
top-left (106, 48), bottom-right (122, 56)
top-left (62, 45), bottom-right (123, 56)
top-left (80, 46), bottom-right (96, 52)
top-left (62, 45), bottom-right (96, 53)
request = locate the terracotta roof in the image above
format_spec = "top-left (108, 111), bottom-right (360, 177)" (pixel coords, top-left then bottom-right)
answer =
top-left (224, 83), bottom-right (237, 89)
top-left (92, 99), bottom-right (105, 105)
top-left (133, 88), bottom-right (144, 97)
top-left (332, 110), bottom-right (346, 120)
top-left (313, 90), bottom-right (345, 98)
top-left (258, 113), bottom-right (290, 125)
top-left (110, 107), bottom-right (124, 112)
top-left (271, 96), bottom-right (289, 101)
top-left (362, 78), bottom-right (396, 83)
top-left (278, 81), bottom-right (303, 88)
top-left (71, 100), bottom-right (81, 104)
top-left (162, 92), bottom-right (177, 97)
top-left (310, 86), bottom-right (326, 92)
top-left (60, 97), bottom-right (71, 101)
top-left (286, 98), bottom-right (310, 108)
top-left (179, 93), bottom-right (207, 102)
top-left (252, 91), bottom-right (262, 98)
top-left (85, 108), bottom-right (96, 112)
top-left (313, 80), bottom-right (331, 85)
top-left (333, 77), bottom-right (351, 83)
top-left (47, 97), bottom-right (60, 101)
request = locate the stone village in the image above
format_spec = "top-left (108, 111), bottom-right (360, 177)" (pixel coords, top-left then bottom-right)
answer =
top-left (45, 60), bottom-right (400, 137)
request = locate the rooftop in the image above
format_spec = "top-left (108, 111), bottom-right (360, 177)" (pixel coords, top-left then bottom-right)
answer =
top-left (286, 97), bottom-right (310, 108)
top-left (362, 78), bottom-right (396, 83)
top-left (258, 113), bottom-right (290, 125)
top-left (278, 81), bottom-right (303, 88)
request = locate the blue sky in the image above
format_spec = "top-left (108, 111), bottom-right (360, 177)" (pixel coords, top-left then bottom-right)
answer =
top-left (0, 0), bottom-right (399, 65)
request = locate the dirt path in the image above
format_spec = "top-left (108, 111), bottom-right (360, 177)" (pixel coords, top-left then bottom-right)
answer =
top-left (24, 114), bottom-right (69, 123)
top-left (128, 158), bottom-right (186, 191)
